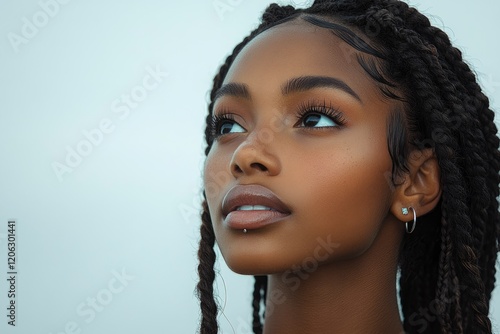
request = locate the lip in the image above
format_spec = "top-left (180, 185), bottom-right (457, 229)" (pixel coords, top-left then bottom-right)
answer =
top-left (221, 184), bottom-right (291, 230)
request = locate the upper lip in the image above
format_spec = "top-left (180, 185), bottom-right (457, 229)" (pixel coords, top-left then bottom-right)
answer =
top-left (221, 184), bottom-right (291, 217)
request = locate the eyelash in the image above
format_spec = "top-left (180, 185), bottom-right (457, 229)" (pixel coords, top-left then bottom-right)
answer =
top-left (211, 101), bottom-right (346, 139)
top-left (210, 109), bottom-right (236, 138)
top-left (295, 100), bottom-right (346, 128)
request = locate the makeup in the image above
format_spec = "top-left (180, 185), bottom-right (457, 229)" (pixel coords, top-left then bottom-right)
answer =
top-left (222, 184), bottom-right (291, 231)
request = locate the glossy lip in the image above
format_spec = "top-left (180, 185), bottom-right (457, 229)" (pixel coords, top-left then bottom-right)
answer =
top-left (221, 184), bottom-right (292, 230)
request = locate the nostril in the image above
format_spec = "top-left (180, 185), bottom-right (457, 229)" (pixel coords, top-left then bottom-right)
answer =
top-left (233, 164), bottom-right (243, 173)
top-left (232, 162), bottom-right (268, 174)
top-left (250, 162), bottom-right (267, 172)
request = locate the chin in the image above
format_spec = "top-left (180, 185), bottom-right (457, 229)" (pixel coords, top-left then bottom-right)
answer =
top-left (222, 253), bottom-right (281, 275)
top-left (220, 244), bottom-right (298, 276)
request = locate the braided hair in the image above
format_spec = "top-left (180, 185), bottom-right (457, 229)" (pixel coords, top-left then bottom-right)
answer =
top-left (197, 1), bottom-right (500, 333)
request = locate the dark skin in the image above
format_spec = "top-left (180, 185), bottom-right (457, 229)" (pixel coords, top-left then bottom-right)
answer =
top-left (204, 18), bottom-right (441, 334)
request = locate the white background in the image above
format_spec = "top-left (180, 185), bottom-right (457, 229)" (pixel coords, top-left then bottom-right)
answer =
top-left (0, 0), bottom-right (499, 333)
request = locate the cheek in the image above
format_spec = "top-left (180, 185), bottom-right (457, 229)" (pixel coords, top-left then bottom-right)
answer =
top-left (200, 121), bottom-right (396, 274)
top-left (287, 128), bottom-right (394, 258)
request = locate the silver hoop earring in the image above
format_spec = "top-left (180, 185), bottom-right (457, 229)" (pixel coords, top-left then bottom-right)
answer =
top-left (403, 206), bottom-right (417, 233)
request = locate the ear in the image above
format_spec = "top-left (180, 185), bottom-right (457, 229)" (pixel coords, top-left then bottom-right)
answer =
top-left (390, 148), bottom-right (442, 222)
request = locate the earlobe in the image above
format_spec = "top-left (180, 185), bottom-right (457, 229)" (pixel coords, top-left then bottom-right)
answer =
top-left (390, 148), bottom-right (442, 221)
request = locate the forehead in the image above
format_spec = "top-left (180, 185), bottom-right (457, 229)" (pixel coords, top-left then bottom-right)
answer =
top-left (222, 18), bottom-right (378, 98)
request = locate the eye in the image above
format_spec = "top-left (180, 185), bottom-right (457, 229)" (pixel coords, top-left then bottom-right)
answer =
top-left (219, 121), bottom-right (245, 135)
top-left (301, 113), bottom-right (337, 127)
top-left (211, 113), bottom-right (246, 138)
top-left (296, 101), bottom-right (346, 129)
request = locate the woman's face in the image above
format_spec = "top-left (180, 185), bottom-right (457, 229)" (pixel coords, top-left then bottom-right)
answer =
top-left (204, 19), bottom-right (402, 275)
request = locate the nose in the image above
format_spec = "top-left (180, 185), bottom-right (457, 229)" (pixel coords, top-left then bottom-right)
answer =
top-left (230, 132), bottom-right (281, 177)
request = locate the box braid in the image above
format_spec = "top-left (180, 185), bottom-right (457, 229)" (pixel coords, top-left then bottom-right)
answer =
top-left (197, 1), bottom-right (500, 333)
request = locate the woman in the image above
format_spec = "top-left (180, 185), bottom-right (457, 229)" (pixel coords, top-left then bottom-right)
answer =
top-left (197, 0), bottom-right (500, 333)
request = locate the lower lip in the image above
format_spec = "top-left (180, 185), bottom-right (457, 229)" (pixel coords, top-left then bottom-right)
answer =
top-left (224, 210), bottom-right (290, 230)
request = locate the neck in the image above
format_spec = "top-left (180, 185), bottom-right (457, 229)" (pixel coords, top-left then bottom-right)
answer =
top-left (262, 221), bottom-right (404, 334)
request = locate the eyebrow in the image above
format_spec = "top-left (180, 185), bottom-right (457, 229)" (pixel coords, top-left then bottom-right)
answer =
top-left (282, 76), bottom-right (362, 102)
top-left (214, 83), bottom-right (250, 102)
top-left (213, 75), bottom-right (362, 103)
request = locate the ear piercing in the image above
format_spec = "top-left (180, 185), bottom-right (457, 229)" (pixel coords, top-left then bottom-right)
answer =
top-left (402, 206), bottom-right (417, 234)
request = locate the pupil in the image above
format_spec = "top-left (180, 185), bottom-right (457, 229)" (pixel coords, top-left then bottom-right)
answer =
top-left (304, 114), bottom-right (320, 127)
top-left (221, 123), bottom-right (232, 134)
